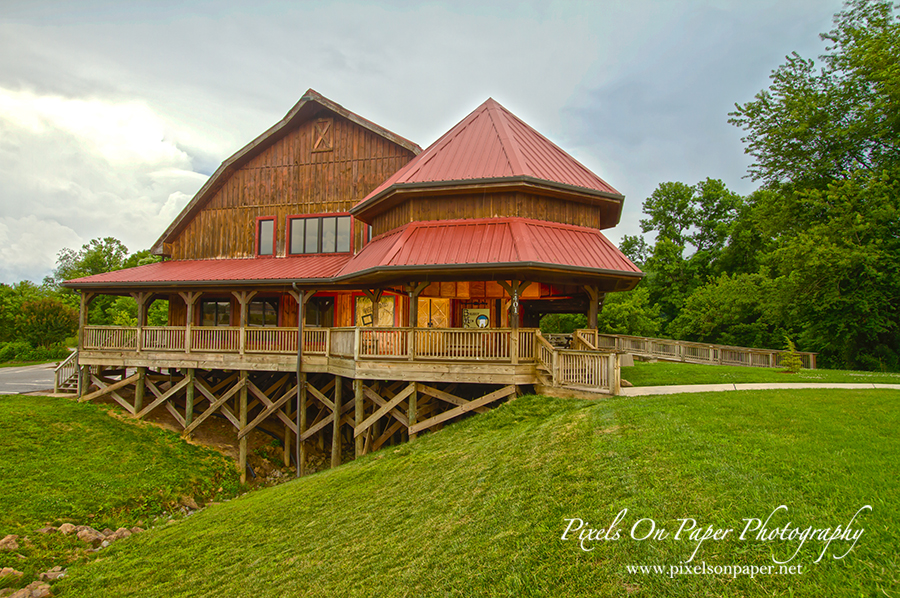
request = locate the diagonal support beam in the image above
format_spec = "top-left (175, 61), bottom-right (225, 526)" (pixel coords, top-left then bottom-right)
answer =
top-left (135, 376), bottom-right (192, 420)
top-left (363, 385), bottom-right (409, 427)
top-left (84, 373), bottom-right (139, 414)
top-left (417, 384), bottom-right (490, 414)
top-left (182, 375), bottom-right (246, 435)
top-left (79, 373), bottom-right (140, 405)
top-left (239, 381), bottom-right (299, 439)
top-left (355, 382), bottom-right (415, 438)
top-left (409, 385), bottom-right (516, 435)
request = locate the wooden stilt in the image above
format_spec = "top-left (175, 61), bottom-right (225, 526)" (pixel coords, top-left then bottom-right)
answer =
top-left (239, 371), bottom-right (248, 484)
top-left (134, 367), bottom-right (146, 413)
top-left (332, 375), bottom-right (342, 468)
top-left (408, 382), bottom-right (418, 441)
top-left (354, 379), bottom-right (364, 457)
top-left (185, 368), bottom-right (195, 430)
top-left (299, 373), bottom-right (307, 476)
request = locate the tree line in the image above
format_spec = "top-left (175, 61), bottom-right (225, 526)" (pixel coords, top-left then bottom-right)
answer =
top-left (600, 0), bottom-right (899, 371)
top-left (0, 238), bottom-right (163, 362)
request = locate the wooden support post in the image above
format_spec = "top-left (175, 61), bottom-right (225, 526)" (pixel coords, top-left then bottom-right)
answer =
top-left (134, 367), bottom-right (146, 413)
top-left (406, 282), bottom-right (427, 361)
top-left (179, 291), bottom-right (201, 353)
top-left (233, 291), bottom-right (257, 356)
top-left (131, 291), bottom-right (149, 354)
top-left (239, 370), bottom-right (248, 484)
top-left (332, 375), bottom-right (342, 468)
top-left (184, 368), bottom-right (195, 430)
top-left (498, 281), bottom-right (531, 365)
top-left (363, 289), bottom-right (384, 327)
top-left (585, 285), bottom-right (600, 330)
top-left (408, 382), bottom-right (418, 441)
top-left (298, 373), bottom-right (308, 476)
top-left (354, 379), bottom-right (364, 457)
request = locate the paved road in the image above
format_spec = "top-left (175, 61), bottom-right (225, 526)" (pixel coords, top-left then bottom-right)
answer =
top-left (0, 362), bottom-right (57, 395)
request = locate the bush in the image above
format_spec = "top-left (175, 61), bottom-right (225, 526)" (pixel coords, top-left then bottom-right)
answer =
top-left (0, 341), bottom-right (70, 363)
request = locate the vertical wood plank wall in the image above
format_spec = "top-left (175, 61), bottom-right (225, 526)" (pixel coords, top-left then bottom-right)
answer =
top-left (169, 114), bottom-right (416, 260)
top-left (370, 192), bottom-right (620, 237)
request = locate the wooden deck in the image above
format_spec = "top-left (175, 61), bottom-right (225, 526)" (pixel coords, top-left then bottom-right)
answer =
top-left (77, 325), bottom-right (619, 391)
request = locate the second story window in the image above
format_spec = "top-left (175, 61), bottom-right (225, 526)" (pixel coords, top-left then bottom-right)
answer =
top-left (289, 215), bottom-right (351, 255)
top-left (257, 217), bottom-right (275, 256)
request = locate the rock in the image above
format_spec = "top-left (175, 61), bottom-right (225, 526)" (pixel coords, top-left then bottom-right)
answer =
top-left (107, 528), bottom-right (132, 542)
top-left (76, 527), bottom-right (105, 547)
top-left (621, 379), bottom-right (634, 388)
top-left (0, 567), bottom-right (23, 579)
top-left (0, 588), bottom-right (13, 598)
top-left (100, 540), bottom-right (110, 549)
top-left (35, 527), bottom-right (57, 535)
top-left (129, 526), bottom-right (145, 535)
top-left (0, 535), bottom-right (19, 551)
top-left (101, 528), bottom-right (114, 537)
top-left (57, 524), bottom-right (76, 535)
top-left (8, 581), bottom-right (52, 598)
top-left (179, 495), bottom-right (200, 511)
top-left (38, 566), bottom-right (66, 582)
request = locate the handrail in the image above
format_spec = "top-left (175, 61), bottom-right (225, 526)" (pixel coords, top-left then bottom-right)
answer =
top-left (54, 350), bottom-right (79, 393)
top-left (594, 333), bottom-right (817, 369)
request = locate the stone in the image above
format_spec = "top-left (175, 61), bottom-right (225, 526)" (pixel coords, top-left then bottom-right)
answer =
top-left (621, 379), bottom-right (634, 388)
top-left (0, 567), bottom-right (23, 579)
top-left (100, 540), bottom-right (110, 549)
top-left (35, 527), bottom-right (56, 535)
top-left (76, 527), bottom-right (105, 547)
top-left (101, 528), bottom-right (114, 537)
top-left (39, 566), bottom-right (66, 582)
top-left (107, 528), bottom-right (132, 542)
top-left (57, 524), bottom-right (76, 535)
top-left (129, 526), bottom-right (145, 535)
top-left (0, 535), bottom-right (19, 551)
top-left (8, 581), bottom-right (52, 598)
top-left (179, 495), bottom-right (200, 511)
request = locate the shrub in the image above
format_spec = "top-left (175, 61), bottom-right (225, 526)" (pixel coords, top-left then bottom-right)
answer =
top-left (781, 336), bottom-right (803, 374)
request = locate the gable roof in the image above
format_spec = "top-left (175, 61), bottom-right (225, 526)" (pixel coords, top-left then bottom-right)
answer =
top-left (352, 98), bottom-right (623, 220)
top-left (151, 89), bottom-right (421, 256)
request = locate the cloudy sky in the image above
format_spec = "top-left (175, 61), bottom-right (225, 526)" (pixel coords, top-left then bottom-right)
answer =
top-left (0, 0), bottom-right (845, 284)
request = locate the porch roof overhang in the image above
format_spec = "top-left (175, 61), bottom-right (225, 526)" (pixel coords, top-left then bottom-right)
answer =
top-left (61, 254), bottom-right (354, 292)
top-left (63, 217), bottom-right (643, 294)
top-left (332, 217), bottom-right (643, 291)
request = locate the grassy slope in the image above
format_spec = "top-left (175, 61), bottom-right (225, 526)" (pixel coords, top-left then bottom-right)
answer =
top-left (0, 396), bottom-right (241, 588)
top-left (622, 361), bottom-right (900, 387)
top-left (56, 390), bottom-right (899, 598)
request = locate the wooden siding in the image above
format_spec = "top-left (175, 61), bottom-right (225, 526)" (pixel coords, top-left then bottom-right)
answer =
top-left (169, 114), bottom-right (416, 260)
top-left (371, 191), bottom-right (617, 237)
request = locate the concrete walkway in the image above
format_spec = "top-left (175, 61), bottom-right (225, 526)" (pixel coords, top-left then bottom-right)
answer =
top-left (621, 382), bottom-right (900, 396)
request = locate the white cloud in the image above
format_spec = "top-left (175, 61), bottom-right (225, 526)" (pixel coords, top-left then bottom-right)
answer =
top-left (0, 216), bottom-right (82, 283)
top-left (0, 87), bottom-right (206, 283)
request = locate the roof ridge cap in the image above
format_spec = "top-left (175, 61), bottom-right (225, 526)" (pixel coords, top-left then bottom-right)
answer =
top-left (485, 100), bottom-right (529, 177)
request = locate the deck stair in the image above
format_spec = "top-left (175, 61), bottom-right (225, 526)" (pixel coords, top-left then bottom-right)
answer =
top-left (54, 351), bottom-right (80, 394)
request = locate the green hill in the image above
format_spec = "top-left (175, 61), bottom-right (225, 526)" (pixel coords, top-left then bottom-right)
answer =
top-left (52, 389), bottom-right (898, 597)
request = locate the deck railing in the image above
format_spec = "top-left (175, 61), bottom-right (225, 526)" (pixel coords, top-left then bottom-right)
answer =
top-left (79, 325), bottom-right (542, 364)
top-left (587, 332), bottom-right (817, 369)
top-left (54, 350), bottom-right (79, 393)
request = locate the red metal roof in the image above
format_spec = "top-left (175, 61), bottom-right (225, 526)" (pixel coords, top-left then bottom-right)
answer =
top-left (337, 217), bottom-right (641, 278)
top-left (355, 98), bottom-right (622, 214)
top-left (65, 254), bottom-right (353, 288)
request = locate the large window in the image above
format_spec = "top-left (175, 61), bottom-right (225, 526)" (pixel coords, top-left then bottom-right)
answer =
top-left (307, 297), bottom-right (334, 327)
top-left (249, 298), bottom-right (279, 327)
top-left (201, 300), bottom-right (231, 327)
top-left (257, 217), bottom-right (275, 256)
top-left (289, 215), bottom-right (351, 255)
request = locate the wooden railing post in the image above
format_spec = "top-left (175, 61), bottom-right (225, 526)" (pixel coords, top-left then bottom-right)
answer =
top-left (608, 353), bottom-right (621, 396)
top-left (353, 327), bottom-right (361, 360)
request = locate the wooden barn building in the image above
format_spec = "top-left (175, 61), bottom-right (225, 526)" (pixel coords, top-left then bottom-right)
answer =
top-left (63, 90), bottom-right (643, 479)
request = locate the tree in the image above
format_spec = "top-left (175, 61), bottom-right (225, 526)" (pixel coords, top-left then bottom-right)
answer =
top-left (596, 287), bottom-right (661, 337)
top-left (729, 0), bottom-right (900, 188)
top-left (17, 298), bottom-right (78, 348)
top-left (50, 237), bottom-right (130, 287)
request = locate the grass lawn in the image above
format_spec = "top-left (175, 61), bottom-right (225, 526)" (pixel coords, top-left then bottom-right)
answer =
top-left (52, 389), bottom-right (899, 597)
top-left (0, 396), bottom-right (242, 591)
top-left (0, 359), bottom-right (66, 368)
top-left (622, 361), bottom-right (900, 387)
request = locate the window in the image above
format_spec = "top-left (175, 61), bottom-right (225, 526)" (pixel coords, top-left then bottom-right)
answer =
top-left (201, 300), bottom-right (231, 327)
top-left (257, 217), bottom-right (275, 256)
top-left (288, 215), bottom-right (352, 254)
top-left (249, 298), bottom-right (279, 327)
